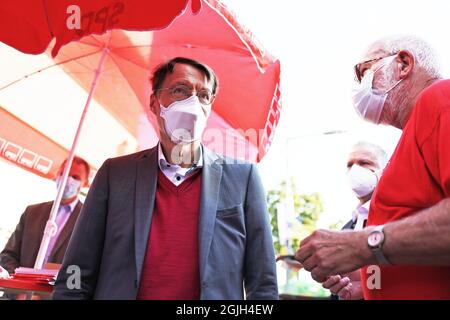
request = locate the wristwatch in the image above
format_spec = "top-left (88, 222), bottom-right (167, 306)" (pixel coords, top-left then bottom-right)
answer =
top-left (367, 224), bottom-right (391, 265)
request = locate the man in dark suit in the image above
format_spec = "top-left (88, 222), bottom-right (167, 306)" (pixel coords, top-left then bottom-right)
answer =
top-left (325, 142), bottom-right (387, 299)
top-left (53, 57), bottom-right (278, 300)
top-left (0, 156), bottom-right (90, 275)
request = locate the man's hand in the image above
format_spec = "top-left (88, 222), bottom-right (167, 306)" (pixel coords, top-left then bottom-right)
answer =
top-left (322, 271), bottom-right (364, 300)
top-left (294, 228), bottom-right (376, 282)
top-left (0, 266), bottom-right (10, 279)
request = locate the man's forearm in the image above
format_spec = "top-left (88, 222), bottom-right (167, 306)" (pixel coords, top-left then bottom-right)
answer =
top-left (383, 198), bottom-right (450, 265)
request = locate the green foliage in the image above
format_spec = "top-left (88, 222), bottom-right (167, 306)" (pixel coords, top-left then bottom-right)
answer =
top-left (283, 272), bottom-right (331, 298)
top-left (267, 179), bottom-right (330, 298)
top-left (328, 220), bottom-right (345, 231)
top-left (267, 179), bottom-right (323, 255)
top-left (267, 185), bottom-right (283, 254)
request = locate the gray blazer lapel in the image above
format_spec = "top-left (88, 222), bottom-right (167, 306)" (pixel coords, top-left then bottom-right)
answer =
top-left (199, 146), bottom-right (222, 282)
top-left (50, 201), bottom-right (82, 258)
top-left (134, 147), bottom-right (159, 286)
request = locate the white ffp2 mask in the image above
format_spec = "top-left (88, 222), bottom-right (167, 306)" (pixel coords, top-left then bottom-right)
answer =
top-left (347, 164), bottom-right (379, 198)
top-left (351, 56), bottom-right (402, 124)
top-left (159, 95), bottom-right (208, 144)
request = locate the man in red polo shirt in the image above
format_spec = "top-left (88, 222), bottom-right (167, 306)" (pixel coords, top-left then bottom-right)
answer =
top-left (295, 35), bottom-right (450, 299)
top-left (53, 57), bottom-right (278, 300)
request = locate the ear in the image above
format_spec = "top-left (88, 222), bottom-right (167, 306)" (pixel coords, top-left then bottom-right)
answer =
top-left (397, 50), bottom-right (414, 79)
top-left (149, 94), bottom-right (158, 115)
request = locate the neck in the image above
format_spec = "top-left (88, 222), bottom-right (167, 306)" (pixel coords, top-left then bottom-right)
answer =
top-left (160, 138), bottom-right (201, 168)
top-left (61, 196), bottom-right (77, 205)
top-left (358, 193), bottom-right (372, 205)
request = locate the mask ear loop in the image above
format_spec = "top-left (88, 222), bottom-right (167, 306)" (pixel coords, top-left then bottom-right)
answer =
top-left (385, 78), bottom-right (402, 94)
top-left (354, 164), bottom-right (381, 183)
top-left (373, 54), bottom-right (398, 72)
top-left (373, 168), bottom-right (385, 183)
top-left (372, 55), bottom-right (403, 94)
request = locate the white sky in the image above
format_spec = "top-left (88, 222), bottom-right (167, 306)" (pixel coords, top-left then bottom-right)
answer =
top-left (1, 0), bottom-right (450, 246)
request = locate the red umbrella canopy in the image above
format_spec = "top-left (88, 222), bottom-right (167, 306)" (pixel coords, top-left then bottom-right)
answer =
top-left (51, 0), bottom-right (282, 162)
top-left (1, 0), bottom-right (281, 174)
top-left (0, 0), bottom-right (201, 57)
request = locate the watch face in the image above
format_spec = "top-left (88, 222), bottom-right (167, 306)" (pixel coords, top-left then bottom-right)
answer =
top-left (368, 232), bottom-right (383, 247)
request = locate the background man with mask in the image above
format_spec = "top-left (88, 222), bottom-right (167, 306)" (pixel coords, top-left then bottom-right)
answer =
top-left (344, 142), bottom-right (387, 231)
top-left (52, 57), bottom-right (278, 300)
top-left (325, 142), bottom-right (387, 300)
top-left (295, 35), bottom-right (450, 299)
top-left (0, 156), bottom-right (90, 277)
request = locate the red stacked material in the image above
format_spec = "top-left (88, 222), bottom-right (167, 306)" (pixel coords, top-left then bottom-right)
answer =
top-left (0, 268), bottom-right (58, 293)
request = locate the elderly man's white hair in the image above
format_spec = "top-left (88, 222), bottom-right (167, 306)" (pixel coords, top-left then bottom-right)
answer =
top-left (367, 35), bottom-right (442, 79)
top-left (352, 141), bottom-right (388, 169)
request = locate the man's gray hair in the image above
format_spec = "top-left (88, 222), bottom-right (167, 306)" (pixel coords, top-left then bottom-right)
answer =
top-left (368, 35), bottom-right (442, 79)
top-left (352, 141), bottom-right (388, 169)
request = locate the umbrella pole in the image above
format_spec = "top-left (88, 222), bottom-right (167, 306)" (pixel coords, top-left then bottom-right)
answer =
top-left (33, 43), bottom-right (110, 270)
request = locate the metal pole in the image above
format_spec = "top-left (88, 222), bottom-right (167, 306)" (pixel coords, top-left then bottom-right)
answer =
top-left (33, 37), bottom-right (110, 270)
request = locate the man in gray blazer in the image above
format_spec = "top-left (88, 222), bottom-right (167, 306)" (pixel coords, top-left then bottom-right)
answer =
top-left (53, 57), bottom-right (278, 300)
top-left (0, 156), bottom-right (90, 275)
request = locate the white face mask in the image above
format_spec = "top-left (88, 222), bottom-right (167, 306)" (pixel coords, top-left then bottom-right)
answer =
top-left (56, 176), bottom-right (82, 199)
top-left (159, 95), bottom-right (208, 145)
top-left (347, 164), bottom-right (379, 198)
top-left (351, 55), bottom-right (402, 124)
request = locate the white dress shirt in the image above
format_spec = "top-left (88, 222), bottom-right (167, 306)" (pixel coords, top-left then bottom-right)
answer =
top-left (351, 200), bottom-right (370, 231)
top-left (157, 143), bottom-right (203, 186)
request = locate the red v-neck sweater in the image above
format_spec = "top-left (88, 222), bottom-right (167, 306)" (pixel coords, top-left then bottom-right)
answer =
top-left (137, 169), bottom-right (202, 300)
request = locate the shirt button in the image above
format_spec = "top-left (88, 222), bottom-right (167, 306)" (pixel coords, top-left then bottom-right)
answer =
top-left (176, 176), bottom-right (181, 181)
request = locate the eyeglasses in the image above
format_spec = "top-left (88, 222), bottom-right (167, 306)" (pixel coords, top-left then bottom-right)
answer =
top-left (156, 84), bottom-right (215, 105)
top-left (354, 53), bottom-right (398, 83)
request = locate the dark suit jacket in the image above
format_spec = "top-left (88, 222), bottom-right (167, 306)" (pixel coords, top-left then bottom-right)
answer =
top-left (341, 219), bottom-right (356, 231)
top-left (0, 201), bottom-right (82, 273)
top-left (53, 146), bottom-right (278, 300)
